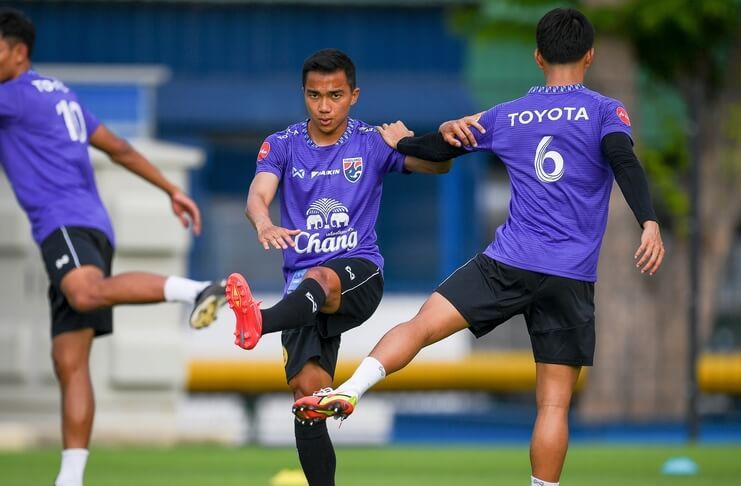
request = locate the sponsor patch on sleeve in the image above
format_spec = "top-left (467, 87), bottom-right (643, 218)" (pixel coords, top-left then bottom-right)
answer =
top-left (257, 141), bottom-right (271, 161)
top-left (616, 107), bottom-right (631, 127)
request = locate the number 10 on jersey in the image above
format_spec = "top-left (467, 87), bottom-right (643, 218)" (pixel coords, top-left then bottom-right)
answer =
top-left (56, 100), bottom-right (87, 144)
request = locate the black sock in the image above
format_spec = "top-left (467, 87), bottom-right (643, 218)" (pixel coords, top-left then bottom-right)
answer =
top-left (261, 279), bottom-right (327, 334)
top-left (295, 419), bottom-right (336, 486)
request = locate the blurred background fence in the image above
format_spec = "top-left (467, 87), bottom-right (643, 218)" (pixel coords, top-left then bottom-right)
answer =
top-left (0, 0), bottom-right (739, 446)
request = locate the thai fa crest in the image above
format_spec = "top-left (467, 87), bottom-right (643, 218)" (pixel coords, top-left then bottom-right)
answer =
top-left (342, 157), bottom-right (363, 183)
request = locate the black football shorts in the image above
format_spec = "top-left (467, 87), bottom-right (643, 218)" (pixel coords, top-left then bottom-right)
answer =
top-left (436, 253), bottom-right (595, 366)
top-left (281, 257), bottom-right (383, 382)
top-left (40, 226), bottom-right (114, 338)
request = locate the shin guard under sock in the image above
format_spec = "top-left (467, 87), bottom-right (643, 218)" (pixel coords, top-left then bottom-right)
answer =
top-left (261, 279), bottom-right (326, 334)
top-left (295, 419), bottom-right (336, 486)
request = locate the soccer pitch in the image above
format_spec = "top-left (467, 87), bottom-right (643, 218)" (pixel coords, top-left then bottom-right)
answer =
top-left (2, 445), bottom-right (739, 485)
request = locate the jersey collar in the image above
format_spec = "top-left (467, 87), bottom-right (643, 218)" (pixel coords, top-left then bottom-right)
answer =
top-left (302, 118), bottom-right (358, 149)
top-left (528, 84), bottom-right (586, 94)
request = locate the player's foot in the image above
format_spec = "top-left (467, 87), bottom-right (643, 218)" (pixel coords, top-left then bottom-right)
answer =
top-left (292, 387), bottom-right (358, 424)
top-left (225, 272), bottom-right (263, 350)
top-left (189, 279), bottom-right (227, 329)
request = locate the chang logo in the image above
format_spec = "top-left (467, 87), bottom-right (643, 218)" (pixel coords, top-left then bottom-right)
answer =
top-left (295, 198), bottom-right (358, 254)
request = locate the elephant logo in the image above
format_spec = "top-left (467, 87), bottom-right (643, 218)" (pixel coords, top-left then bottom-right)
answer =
top-left (330, 212), bottom-right (349, 228)
top-left (305, 198), bottom-right (350, 229)
top-left (306, 214), bottom-right (324, 229)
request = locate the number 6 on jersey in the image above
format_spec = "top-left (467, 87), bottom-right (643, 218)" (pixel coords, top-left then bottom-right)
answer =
top-left (534, 135), bottom-right (564, 183)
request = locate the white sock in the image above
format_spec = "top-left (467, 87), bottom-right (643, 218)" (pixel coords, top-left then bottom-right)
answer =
top-left (335, 356), bottom-right (386, 399)
top-left (55, 448), bottom-right (89, 486)
top-left (531, 476), bottom-right (559, 486)
top-left (164, 276), bottom-right (210, 304)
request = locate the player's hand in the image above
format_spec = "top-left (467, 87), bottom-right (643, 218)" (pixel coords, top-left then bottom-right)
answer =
top-left (377, 121), bottom-right (414, 149)
top-left (170, 190), bottom-right (202, 236)
top-left (256, 222), bottom-right (301, 250)
top-left (439, 113), bottom-right (486, 148)
top-left (634, 220), bottom-right (664, 275)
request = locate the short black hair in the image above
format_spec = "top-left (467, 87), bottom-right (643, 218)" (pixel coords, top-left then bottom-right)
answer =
top-left (0, 8), bottom-right (35, 58)
top-left (536, 8), bottom-right (593, 64)
top-left (302, 48), bottom-right (356, 90)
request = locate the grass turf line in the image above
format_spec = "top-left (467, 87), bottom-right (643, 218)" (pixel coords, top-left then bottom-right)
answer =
top-left (1, 445), bottom-right (738, 485)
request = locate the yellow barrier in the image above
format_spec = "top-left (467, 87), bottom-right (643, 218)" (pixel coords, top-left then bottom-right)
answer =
top-left (187, 352), bottom-right (741, 394)
top-left (698, 353), bottom-right (741, 394)
top-left (187, 352), bottom-right (586, 393)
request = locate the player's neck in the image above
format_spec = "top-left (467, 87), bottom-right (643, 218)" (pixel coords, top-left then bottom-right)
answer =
top-left (542, 66), bottom-right (585, 87)
top-left (10, 61), bottom-right (30, 80)
top-left (307, 119), bottom-right (349, 146)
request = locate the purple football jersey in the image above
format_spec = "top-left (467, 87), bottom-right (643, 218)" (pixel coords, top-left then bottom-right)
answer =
top-left (0, 70), bottom-right (114, 245)
top-left (255, 118), bottom-right (406, 279)
top-left (472, 84), bottom-right (632, 282)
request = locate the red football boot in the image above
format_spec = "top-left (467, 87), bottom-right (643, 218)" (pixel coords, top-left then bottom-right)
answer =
top-left (292, 388), bottom-right (358, 424)
top-left (225, 272), bottom-right (263, 350)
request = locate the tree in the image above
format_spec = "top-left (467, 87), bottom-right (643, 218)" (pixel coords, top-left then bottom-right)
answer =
top-left (453, 0), bottom-right (741, 420)
top-left (582, 0), bottom-right (741, 421)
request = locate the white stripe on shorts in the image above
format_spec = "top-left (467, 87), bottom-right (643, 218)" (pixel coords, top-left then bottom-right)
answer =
top-left (437, 256), bottom-right (475, 288)
top-left (341, 269), bottom-right (381, 295)
top-left (60, 226), bottom-right (81, 268)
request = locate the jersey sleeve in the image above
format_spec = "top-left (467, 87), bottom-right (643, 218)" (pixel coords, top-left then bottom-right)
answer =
top-left (0, 84), bottom-right (20, 121)
top-left (368, 129), bottom-right (407, 174)
top-left (601, 98), bottom-right (633, 142)
top-left (255, 133), bottom-right (288, 179)
top-left (461, 106), bottom-right (497, 154)
top-left (80, 102), bottom-right (100, 137)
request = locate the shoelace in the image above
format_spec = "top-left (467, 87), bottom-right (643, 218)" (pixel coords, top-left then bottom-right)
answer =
top-left (311, 387), bottom-right (352, 426)
top-left (313, 387), bottom-right (334, 397)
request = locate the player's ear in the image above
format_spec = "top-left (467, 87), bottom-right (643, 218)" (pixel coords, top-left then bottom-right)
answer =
top-left (350, 87), bottom-right (360, 106)
top-left (583, 48), bottom-right (595, 68)
top-left (534, 49), bottom-right (545, 69)
top-left (12, 42), bottom-right (29, 63)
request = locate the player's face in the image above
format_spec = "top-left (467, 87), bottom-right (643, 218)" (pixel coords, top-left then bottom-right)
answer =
top-left (303, 70), bottom-right (359, 144)
top-left (0, 38), bottom-right (27, 82)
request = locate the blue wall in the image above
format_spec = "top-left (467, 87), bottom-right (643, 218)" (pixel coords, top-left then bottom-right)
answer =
top-left (20, 3), bottom-right (464, 74)
top-left (11, 1), bottom-right (482, 290)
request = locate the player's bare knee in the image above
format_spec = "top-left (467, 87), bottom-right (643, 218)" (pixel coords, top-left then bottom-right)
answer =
top-left (289, 378), bottom-right (323, 400)
top-left (304, 267), bottom-right (340, 297)
top-left (289, 364), bottom-right (331, 399)
top-left (51, 346), bottom-right (86, 379)
top-left (65, 289), bottom-right (99, 313)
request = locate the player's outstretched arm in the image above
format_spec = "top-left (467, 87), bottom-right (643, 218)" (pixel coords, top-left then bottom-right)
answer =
top-left (246, 172), bottom-right (300, 250)
top-left (378, 121), bottom-right (467, 163)
top-left (377, 121), bottom-right (452, 174)
top-left (439, 112), bottom-right (486, 148)
top-left (89, 124), bottom-right (202, 235)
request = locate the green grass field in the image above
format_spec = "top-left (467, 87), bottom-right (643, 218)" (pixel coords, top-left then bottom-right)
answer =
top-left (2, 445), bottom-right (739, 485)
